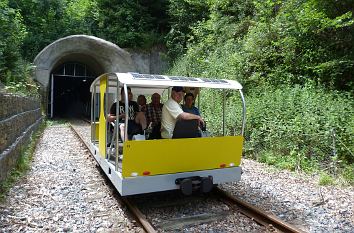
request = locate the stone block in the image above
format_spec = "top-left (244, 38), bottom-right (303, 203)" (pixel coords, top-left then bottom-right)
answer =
top-left (0, 117), bottom-right (42, 182)
top-left (0, 92), bottom-right (42, 182)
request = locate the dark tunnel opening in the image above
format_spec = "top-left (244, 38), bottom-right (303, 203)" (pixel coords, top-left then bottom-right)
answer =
top-left (49, 62), bottom-right (96, 119)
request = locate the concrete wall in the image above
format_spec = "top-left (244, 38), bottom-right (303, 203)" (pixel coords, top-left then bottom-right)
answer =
top-left (0, 92), bottom-right (43, 182)
top-left (128, 45), bottom-right (169, 74)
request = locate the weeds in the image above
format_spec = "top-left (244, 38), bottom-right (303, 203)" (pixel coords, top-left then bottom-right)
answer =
top-left (46, 119), bottom-right (69, 126)
top-left (0, 121), bottom-right (46, 202)
top-left (319, 173), bottom-right (335, 186)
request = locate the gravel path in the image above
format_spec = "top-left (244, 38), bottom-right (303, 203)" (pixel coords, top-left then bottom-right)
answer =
top-left (1, 121), bottom-right (353, 232)
top-left (0, 124), bottom-right (142, 232)
top-left (221, 160), bottom-right (354, 233)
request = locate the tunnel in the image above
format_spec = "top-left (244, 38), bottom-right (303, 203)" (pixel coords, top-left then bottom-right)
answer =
top-left (47, 52), bottom-right (106, 119)
top-left (49, 62), bottom-right (96, 118)
top-left (33, 35), bottom-right (166, 118)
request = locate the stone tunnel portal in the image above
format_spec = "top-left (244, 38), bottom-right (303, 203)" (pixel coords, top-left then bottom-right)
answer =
top-left (33, 35), bottom-right (167, 118)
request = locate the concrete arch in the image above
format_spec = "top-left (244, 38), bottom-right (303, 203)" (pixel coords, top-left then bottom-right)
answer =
top-left (34, 35), bottom-right (137, 89)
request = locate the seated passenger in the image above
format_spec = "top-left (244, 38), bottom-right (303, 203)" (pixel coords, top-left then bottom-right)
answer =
top-left (137, 94), bottom-right (147, 112)
top-left (161, 86), bottom-right (204, 139)
top-left (182, 93), bottom-right (200, 116)
top-left (145, 93), bottom-right (163, 139)
top-left (108, 87), bottom-right (147, 141)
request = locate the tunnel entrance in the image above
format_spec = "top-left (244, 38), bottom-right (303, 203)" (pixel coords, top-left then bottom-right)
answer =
top-left (48, 62), bottom-right (96, 118)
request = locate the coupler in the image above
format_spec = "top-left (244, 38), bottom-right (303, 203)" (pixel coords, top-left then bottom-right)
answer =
top-left (175, 176), bottom-right (214, 195)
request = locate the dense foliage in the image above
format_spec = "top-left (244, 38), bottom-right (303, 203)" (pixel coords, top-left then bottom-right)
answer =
top-left (0, 0), bottom-right (353, 183)
top-left (198, 84), bottom-right (354, 170)
top-left (168, 0), bottom-right (354, 91)
top-left (9, 0), bottom-right (169, 60)
top-left (8, 0), bottom-right (96, 61)
top-left (0, 0), bottom-right (26, 81)
top-left (95, 0), bottom-right (169, 48)
top-left (168, 0), bottom-right (354, 183)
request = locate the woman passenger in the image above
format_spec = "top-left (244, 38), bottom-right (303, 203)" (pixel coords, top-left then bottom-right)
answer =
top-left (137, 95), bottom-right (147, 112)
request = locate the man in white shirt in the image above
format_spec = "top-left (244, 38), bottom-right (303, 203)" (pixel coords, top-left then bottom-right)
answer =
top-left (161, 86), bottom-right (204, 139)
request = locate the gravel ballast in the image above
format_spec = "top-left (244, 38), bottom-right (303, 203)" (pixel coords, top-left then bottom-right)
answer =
top-left (221, 160), bottom-right (354, 233)
top-left (0, 121), bottom-right (353, 232)
top-left (0, 125), bottom-right (142, 232)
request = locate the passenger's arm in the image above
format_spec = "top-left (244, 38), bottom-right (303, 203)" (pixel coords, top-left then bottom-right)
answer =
top-left (108, 113), bottom-right (124, 122)
top-left (178, 112), bottom-right (205, 125)
top-left (107, 114), bottom-right (116, 123)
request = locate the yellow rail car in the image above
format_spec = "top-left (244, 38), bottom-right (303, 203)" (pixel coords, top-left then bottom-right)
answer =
top-left (89, 73), bottom-right (246, 196)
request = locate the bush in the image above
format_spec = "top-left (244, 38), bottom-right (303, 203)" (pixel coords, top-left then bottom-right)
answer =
top-left (319, 173), bottom-right (335, 186)
top-left (244, 85), bottom-right (353, 167)
top-left (168, 64), bottom-right (354, 180)
top-left (341, 166), bottom-right (354, 185)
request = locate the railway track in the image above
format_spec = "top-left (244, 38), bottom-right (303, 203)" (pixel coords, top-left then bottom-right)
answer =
top-left (69, 121), bottom-right (304, 233)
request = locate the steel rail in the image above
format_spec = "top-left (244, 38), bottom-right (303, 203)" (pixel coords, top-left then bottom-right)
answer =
top-left (214, 188), bottom-right (305, 233)
top-left (121, 197), bottom-right (157, 233)
top-left (69, 123), bottom-right (157, 233)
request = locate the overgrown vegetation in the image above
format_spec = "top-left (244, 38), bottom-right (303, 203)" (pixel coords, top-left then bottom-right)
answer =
top-left (0, 0), bottom-right (353, 185)
top-left (0, 0), bottom-right (30, 92)
top-left (0, 121), bottom-right (45, 201)
top-left (1, 0), bottom-right (170, 95)
top-left (168, 0), bottom-right (354, 185)
top-left (196, 85), bottom-right (353, 184)
top-left (167, 0), bottom-right (354, 91)
top-left (95, 0), bottom-right (169, 48)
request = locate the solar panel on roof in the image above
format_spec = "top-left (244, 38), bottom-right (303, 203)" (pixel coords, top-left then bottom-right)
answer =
top-left (201, 78), bottom-right (212, 82)
top-left (131, 73), bottom-right (230, 84)
top-left (131, 73), bottom-right (144, 79)
top-left (219, 79), bottom-right (228, 83)
top-left (200, 78), bottom-right (230, 84)
top-left (131, 73), bottom-right (166, 80)
top-left (187, 77), bottom-right (199, 81)
top-left (154, 75), bottom-right (165, 80)
top-left (170, 76), bottom-right (183, 81)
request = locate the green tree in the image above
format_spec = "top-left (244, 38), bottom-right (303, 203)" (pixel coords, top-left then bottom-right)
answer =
top-left (0, 0), bottom-right (27, 82)
top-left (169, 0), bottom-right (354, 90)
top-left (166, 0), bottom-right (209, 58)
top-left (95, 0), bottom-right (168, 48)
top-left (9, 0), bottom-right (68, 60)
top-left (9, 0), bottom-right (98, 61)
top-left (64, 0), bottom-right (99, 35)
top-left (246, 0), bottom-right (354, 90)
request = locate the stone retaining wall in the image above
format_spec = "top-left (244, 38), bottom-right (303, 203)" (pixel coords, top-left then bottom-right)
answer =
top-left (0, 92), bottom-right (43, 182)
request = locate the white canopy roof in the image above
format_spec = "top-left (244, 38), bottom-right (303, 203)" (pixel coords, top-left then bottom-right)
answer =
top-left (90, 72), bottom-right (243, 93)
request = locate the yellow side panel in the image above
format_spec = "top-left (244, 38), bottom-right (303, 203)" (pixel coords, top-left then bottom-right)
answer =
top-left (95, 122), bottom-right (99, 140)
top-left (91, 122), bottom-right (99, 141)
top-left (98, 76), bottom-right (107, 158)
top-left (122, 136), bottom-right (243, 177)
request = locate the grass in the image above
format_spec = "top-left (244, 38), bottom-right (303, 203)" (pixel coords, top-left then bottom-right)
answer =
top-left (0, 121), bottom-right (46, 202)
top-left (46, 118), bottom-right (69, 126)
top-left (339, 165), bottom-right (354, 186)
top-left (318, 173), bottom-right (335, 186)
top-left (256, 151), bottom-right (353, 186)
